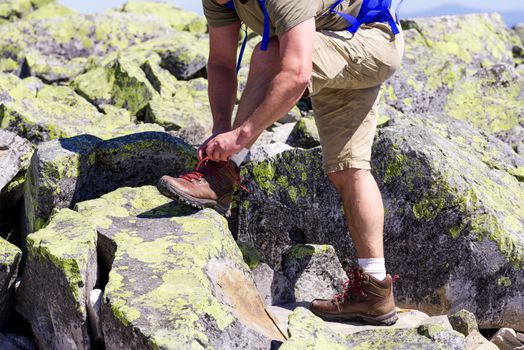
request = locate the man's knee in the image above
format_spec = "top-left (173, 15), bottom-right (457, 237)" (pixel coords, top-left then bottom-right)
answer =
top-left (249, 38), bottom-right (280, 74)
top-left (328, 168), bottom-right (371, 191)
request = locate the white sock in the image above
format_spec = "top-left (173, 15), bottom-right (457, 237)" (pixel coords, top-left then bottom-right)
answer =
top-left (358, 258), bottom-right (387, 281)
top-left (229, 148), bottom-right (249, 166)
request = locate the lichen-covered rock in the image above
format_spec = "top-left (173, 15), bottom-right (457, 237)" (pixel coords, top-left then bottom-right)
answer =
top-left (72, 186), bottom-right (285, 349)
top-left (144, 78), bottom-right (212, 131)
top-left (0, 73), bottom-right (164, 143)
top-left (0, 0), bottom-right (54, 24)
top-left (417, 322), bottom-right (466, 350)
top-left (515, 23), bottom-right (524, 46)
top-left (120, 1), bottom-right (207, 34)
top-left (448, 309), bottom-right (479, 336)
top-left (23, 132), bottom-right (196, 235)
top-left (280, 307), bottom-right (464, 349)
top-left (238, 148), bottom-right (353, 270)
top-left (372, 112), bottom-right (524, 330)
top-left (0, 239), bottom-right (21, 330)
top-left (282, 244), bottom-right (347, 302)
top-left (247, 142), bottom-right (294, 163)
top-left (0, 12), bottom-right (174, 81)
top-left (388, 14), bottom-right (523, 140)
top-left (238, 110), bottom-right (524, 330)
top-left (286, 117), bottom-right (320, 149)
top-left (16, 209), bottom-right (98, 349)
top-left (0, 130), bottom-right (32, 236)
top-left (0, 333), bottom-right (36, 350)
top-left (23, 2), bottom-right (76, 21)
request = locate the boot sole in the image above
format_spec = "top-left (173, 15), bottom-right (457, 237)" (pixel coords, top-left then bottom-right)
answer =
top-left (310, 309), bottom-right (398, 326)
top-left (157, 178), bottom-right (231, 217)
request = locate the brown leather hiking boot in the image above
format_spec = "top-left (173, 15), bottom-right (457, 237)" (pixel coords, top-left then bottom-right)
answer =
top-left (157, 157), bottom-right (245, 216)
top-left (309, 268), bottom-right (398, 326)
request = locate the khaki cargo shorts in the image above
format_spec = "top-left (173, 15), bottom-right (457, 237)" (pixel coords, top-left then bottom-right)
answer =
top-left (307, 22), bottom-right (404, 173)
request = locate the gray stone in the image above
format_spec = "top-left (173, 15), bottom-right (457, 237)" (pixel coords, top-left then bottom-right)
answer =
top-left (247, 142), bottom-right (294, 163)
top-left (23, 132), bottom-right (196, 235)
top-left (448, 309), bottom-right (479, 336)
top-left (0, 240), bottom-right (21, 330)
top-left (252, 263), bottom-right (292, 306)
top-left (16, 209), bottom-right (98, 349)
top-left (282, 244), bottom-right (347, 302)
top-left (465, 330), bottom-right (498, 350)
top-left (0, 130), bottom-right (32, 236)
top-left (286, 117), bottom-right (320, 149)
top-left (490, 328), bottom-right (524, 350)
top-left (0, 333), bottom-right (36, 350)
top-left (72, 187), bottom-right (285, 349)
top-left (88, 289), bottom-right (103, 342)
top-left (419, 316), bottom-right (453, 331)
top-left (417, 324), bottom-right (466, 350)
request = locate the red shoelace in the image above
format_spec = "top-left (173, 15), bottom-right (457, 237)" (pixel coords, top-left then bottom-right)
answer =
top-left (180, 156), bottom-right (249, 192)
top-left (331, 268), bottom-right (401, 304)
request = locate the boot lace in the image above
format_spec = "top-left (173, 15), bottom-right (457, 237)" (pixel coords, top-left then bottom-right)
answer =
top-left (331, 268), bottom-right (367, 303)
top-left (180, 156), bottom-right (249, 192)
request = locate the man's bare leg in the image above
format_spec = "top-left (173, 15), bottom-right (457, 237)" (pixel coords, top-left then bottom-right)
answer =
top-left (328, 168), bottom-right (385, 259)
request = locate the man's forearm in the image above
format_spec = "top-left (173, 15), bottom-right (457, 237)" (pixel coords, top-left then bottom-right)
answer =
top-left (238, 68), bottom-right (309, 145)
top-left (208, 64), bottom-right (238, 134)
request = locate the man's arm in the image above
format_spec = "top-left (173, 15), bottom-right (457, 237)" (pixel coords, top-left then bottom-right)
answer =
top-left (204, 18), bottom-right (315, 161)
top-left (198, 21), bottom-right (241, 160)
top-left (208, 21), bottom-right (241, 134)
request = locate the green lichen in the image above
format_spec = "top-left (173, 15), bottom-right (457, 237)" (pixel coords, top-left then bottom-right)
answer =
top-left (287, 244), bottom-right (332, 260)
top-left (384, 153), bottom-right (406, 183)
top-left (251, 161), bottom-right (276, 194)
top-left (237, 242), bottom-right (263, 269)
top-left (497, 276), bottom-right (512, 287)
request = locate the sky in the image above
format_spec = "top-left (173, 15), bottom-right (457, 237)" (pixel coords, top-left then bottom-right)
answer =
top-left (60, 0), bottom-right (524, 15)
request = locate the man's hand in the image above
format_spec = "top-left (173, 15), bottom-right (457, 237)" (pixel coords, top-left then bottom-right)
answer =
top-left (199, 128), bottom-right (246, 162)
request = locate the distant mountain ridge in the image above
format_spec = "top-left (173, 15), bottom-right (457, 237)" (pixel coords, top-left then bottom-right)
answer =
top-left (403, 4), bottom-right (524, 27)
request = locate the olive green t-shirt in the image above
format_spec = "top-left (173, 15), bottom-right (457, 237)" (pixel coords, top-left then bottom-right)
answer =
top-left (202, 0), bottom-right (363, 37)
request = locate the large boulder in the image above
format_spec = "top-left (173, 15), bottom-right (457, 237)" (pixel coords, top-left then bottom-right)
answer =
top-left (75, 186), bottom-right (285, 348)
top-left (19, 185), bottom-right (286, 348)
top-left (0, 0), bottom-right (54, 24)
top-left (0, 130), bottom-right (32, 236)
top-left (119, 1), bottom-right (207, 34)
top-left (279, 308), bottom-right (465, 349)
top-left (388, 14), bottom-right (523, 142)
top-left (0, 12), bottom-right (174, 82)
top-left (0, 239), bottom-right (21, 330)
top-left (237, 110), bottom-right (524, 330)
top-left (23, 132), bottom-right (196, 235)
top-left (16, 210), bottom-right (97, 349)
top-left (0, 73), bottom-right (163, 143)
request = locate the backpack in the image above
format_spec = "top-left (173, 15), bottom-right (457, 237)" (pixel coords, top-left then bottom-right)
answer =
top-left (223, 0), bottom-right (403, 73)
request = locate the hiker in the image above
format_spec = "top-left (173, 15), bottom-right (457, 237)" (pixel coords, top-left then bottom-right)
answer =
top-left (158, 0), bottom-right (404, 326)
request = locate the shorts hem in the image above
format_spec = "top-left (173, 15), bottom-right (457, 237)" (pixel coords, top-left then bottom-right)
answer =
top-left (324, 159), bottom-right (371, 174)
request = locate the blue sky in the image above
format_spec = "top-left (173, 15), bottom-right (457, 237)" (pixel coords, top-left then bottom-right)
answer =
top-left (60, 1), bottom-right (524, 15)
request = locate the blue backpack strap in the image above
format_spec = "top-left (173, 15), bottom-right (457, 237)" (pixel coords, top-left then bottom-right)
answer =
top-left (236, 25), bottom-right (249, 74)
top-left (257, 0), bottom-right (270, 51)
top-left (224, 0), bottom-right (235, 10)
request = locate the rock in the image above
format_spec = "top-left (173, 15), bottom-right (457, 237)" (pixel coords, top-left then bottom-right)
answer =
top-left (279, 307), bottom-right (464, 349)
top-left (72, 186), bottom-right (285, 348)
top-left (120, 1), bottom-right (207, 34)
top-left (252, 263), bottom-right (292, 306)
top-left (247, 142), bottom-right (294, 163)
top-left (0, 130), bottom-right (33, 236)
top-left (88, 289), bottom-right (103, 342)
top-left (448, 309), bottom-right (479, 336)
top-left (514, 23), bottom-right (524, 46)
top-left (0, 0), bottom-right (53, 24)
top-left (269, 123), bottom-right (296, 145)
top-left (238, 148), bottom-right (352, 270)
top-left (490, 328), bottom-right (524, 350)
top-left (417, 322), bottom-right (466, 350)
top-left (238, 242), bottom-right (264, 270)
top-left (23, 132), bottom-right (196, 235)
top-left (24, 2), bottom-right (76, 21)
top-left (389, 14), bottom-right (523, 141)
top-left (170, 122), bottom-right (212, 147)
top-left (238, 110), bottom-right (524, 330)
top-left (419, 315), bottom-right (453, 332)
top-left (144, 78), bottom-right (213, 131)
top-left (496, 123), bottom-right (524, 155)
top-left (0, 73), bottom-right (164, 143)
top-left (279, 106), bottom-right (303, 124)
top-left (518, 332), bottom-right (524, 343)
top-left (282, 244), bottom-right (347, 302)
top-left (372, 112), bottom-right (524, 330)
top-left (0, 333), bottom-right (36, 350)
top-left (286, 117), bottom-right (320, 149)
top-left (0, 239), bottom-right (21, 330)
top-left (16, 209), bottom-right (98, 349)
top-left (465, 330), bottom-right (498, 350)
top-left (0, 13), bottom-right (174, 82)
